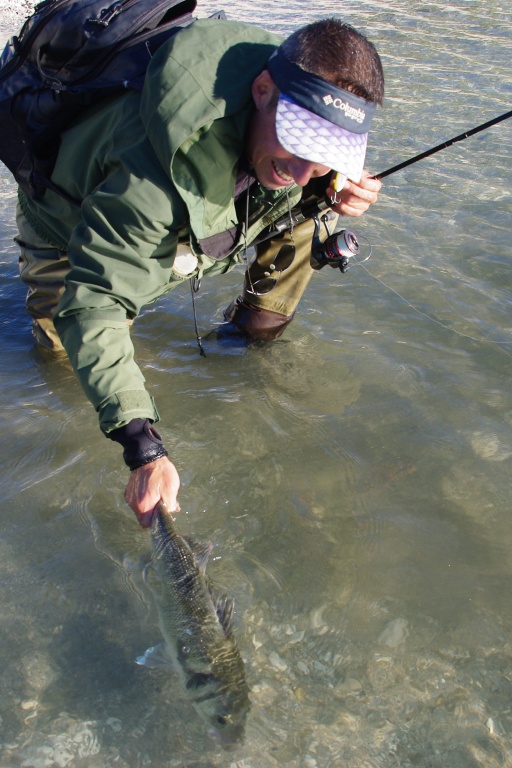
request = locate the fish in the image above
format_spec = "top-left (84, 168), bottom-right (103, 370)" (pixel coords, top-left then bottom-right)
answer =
top-left (136, 502), bottom-right (250, 749)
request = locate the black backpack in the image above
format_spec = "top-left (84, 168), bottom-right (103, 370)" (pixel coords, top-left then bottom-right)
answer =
top-left (0, 0), bottom-right (222, 201)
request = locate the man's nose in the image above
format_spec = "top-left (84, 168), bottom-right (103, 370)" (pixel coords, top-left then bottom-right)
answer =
top-left (288, 158), bottom-right (330, 186)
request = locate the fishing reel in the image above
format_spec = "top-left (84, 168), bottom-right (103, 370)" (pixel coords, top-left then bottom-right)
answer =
top-left (264, 196), bottom-right (371, 273)
top-left (310, 212), bottom-right (361, 273)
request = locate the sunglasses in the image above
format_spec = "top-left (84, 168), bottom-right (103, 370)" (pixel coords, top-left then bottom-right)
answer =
top-left (246, 243), bottom-right (296, 296)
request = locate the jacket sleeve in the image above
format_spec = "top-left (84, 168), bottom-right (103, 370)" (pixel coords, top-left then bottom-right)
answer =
top-left (53, 163), bottom-right (185, 434)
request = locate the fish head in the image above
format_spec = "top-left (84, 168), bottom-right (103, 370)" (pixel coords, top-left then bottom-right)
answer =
top-left (186, 671), bottom-right (251, 750)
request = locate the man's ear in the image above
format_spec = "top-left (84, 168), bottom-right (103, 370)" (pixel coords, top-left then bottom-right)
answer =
top-left (252, 69), bottom-right (278, 109)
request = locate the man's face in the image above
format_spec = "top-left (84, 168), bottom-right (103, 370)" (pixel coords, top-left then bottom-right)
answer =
top-left (246, 71), bottom-right (331, 190)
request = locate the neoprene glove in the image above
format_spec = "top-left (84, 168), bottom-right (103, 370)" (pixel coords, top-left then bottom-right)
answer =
top-left (108, 418), bottom-right (168, 470)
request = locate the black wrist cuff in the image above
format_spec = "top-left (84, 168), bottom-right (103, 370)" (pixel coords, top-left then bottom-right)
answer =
top-left (108, 418), bottom-right (168, 471)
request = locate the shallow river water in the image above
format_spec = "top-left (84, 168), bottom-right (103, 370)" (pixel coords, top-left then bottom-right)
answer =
top-left (0, 1), bottom-right (511, 767)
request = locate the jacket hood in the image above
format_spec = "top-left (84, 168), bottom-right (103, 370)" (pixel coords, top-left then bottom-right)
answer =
top-left (140, 19), bottom-right (281, 244)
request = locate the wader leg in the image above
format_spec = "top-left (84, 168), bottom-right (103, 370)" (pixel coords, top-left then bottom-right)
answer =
top-left (223, 296), bottom-right (294, 341)
top-left (224, 215), bottom-right (335, 342)
top-left (15, 205), bottom-right (69, 353)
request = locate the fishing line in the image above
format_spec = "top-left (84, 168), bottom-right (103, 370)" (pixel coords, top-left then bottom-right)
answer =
top-left (348, 253), bottom-right (512, 355)
top-left (338, 110), bottom-right (512, 355)
top-left (325, 235), bottom-right (510, 347)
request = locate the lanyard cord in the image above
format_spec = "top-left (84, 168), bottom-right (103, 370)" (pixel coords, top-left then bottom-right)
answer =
top-left (188, 174), bottom-right (295, 354)
top-left (190, 276), bottom-right (206, 357)
top-left (188, 174), bottom-right (254, 357)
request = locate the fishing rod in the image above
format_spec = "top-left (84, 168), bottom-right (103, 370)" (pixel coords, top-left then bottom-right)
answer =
top-left (268, 109), bottom-right (512, 272)
top-left (373, 108), bottom-right (512, 180)
top-left (270, 108), bottom-right (512, 238)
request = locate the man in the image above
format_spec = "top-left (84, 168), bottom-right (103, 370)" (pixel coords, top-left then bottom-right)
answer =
top-left (15, 16), bottom-right (384, 525)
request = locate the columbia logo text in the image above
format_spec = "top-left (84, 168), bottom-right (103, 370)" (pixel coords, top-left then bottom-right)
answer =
top-left (323, 94), bottom-right (365, 124)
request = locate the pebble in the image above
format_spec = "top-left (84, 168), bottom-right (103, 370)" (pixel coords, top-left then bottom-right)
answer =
top-left (106, 717), bottom-right (123, 732)
top-left (310, 605), bottom-right (327, 630)
top-left (269, 652), bottom-right (288, 672)
top-left (471, 432), bottom-right (512, 461)
top-left (378, 618), bottom-right (409, 648)
top-left (21, 700), bottom-right (38, 711)
top-left (335, 677), bottom-right (363, 696)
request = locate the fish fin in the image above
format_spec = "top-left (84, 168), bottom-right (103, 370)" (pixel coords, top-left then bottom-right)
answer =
top-left (185, 672), bottom-right (217, 691)
top-left (135, 643), bottom-right (174, 669)
top-left (142, 561), bottom-right (164, 599)
top-left (183, 536), bottom-right (214, 574)
top-left (141, 560), bottom-right (150, 581)
top-left (208, 583), bottom-right (235, 636)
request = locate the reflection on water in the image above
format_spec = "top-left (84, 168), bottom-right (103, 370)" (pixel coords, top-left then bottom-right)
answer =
top-left (0, 1), bottom-right (511, 766)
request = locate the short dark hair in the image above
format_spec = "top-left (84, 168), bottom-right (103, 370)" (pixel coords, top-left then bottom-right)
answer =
top-left (281, 18), bottom-right (384, 105)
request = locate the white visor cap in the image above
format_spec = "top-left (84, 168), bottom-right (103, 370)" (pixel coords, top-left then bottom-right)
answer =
top-left (275, 94), bottom-right (368, 183)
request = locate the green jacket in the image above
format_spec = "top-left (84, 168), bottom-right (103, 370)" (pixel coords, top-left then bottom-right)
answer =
top-left (19, 20), bottom-right (303, 433)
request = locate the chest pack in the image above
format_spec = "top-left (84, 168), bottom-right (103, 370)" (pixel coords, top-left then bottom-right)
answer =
top-left (0, 0), bottom-right (221, 201)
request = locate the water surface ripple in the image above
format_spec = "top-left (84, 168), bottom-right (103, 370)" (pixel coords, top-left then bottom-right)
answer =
top-left (0, 1), bottom-right (511, 766)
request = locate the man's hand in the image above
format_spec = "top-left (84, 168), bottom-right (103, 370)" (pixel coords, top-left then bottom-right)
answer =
top-left (326, 170), bottom-right (382, 218)
top-left (124, 456), bottom-right (180, 528)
